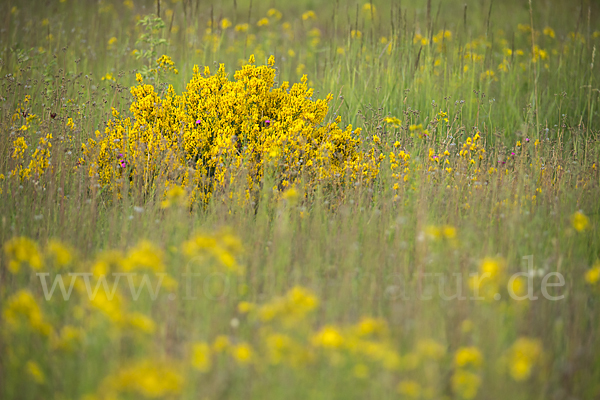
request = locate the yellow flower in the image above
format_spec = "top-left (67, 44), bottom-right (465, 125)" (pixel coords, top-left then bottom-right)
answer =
top-left (282, 186), bottom-right (299, 203)
top-left (267, 8), bottom-right (282, 20)
top-left (182, 230), bottom-right (243, 274)
top-left (312, 326), bottom-right (344, 348)
top-left (257, 18), bottom-right (269, 27)
top-left (4, 236), bottom-right (43, 273)
top-left (265, 333), bottom-right (303, 366)
top-left (585, 262), bottom-right (600, 285)
top-left (302, 10), bottom-right (316, 20)
top-left (26, 361), bottom-right (45, 384)
top-left (454, 346), bottom-right (483, 368)
top-left (3, 290), bottom-right (52, 336)
top-left (257, 286), bottom-right (318, 323)
top-left (47, 239), bottom-right (73, 267)
top-left (481, 69), bottom-right (496, 80)
top-left (237, 301), bottom-right (254, 313)
top-left (355, 317), bottom-right (388, 337)
top-left (123, 240), bottom-right (165, 272)
top-left (508, 276), bottom-right (527, 297)
top-left (11, 134), bottom-right (28, 157)
top-left (480, 257), bottom-right (503, 280)
top-left (161, 184), bottom-right (186, 208)
top-left (232, 342), bottom-right (253, 364)
top-left (192, 342), bottom-right (212, 372)
top-left (413, 33), bottom-right (428, 45)
top-left (384, 116), bottom-right (402, 127)
top-left (507, 337), bottom-right (543, 381)
top-left (362, 3), bottom-right (376, 14)
top-left (221, 18), bottom-right (232, 29)
top-left (102, 73), bottom-right (114, 82)
top-left (88, 56), bottom-right (379, 208)
top-left (543, 27), bottom-right (555, 38)
top-left (451, 369), bottom-right (481, 399)
top-left (156, 55), bottom-right (178, 74)
top-left (104, 360), bottom-right (183, 397)
top-left (126, 312), bottom-right (156, 334)
top-left (442, 225), bottom-right (457, 239)
top-left (52, 325), bottom-right (84, 352)
top-left (425, 225), bottom-right (442, 239)
top-left (213, 335), bottom-right (230, 352)
top-left (91, 290), bottom-right (123, 324)
top-left (107, 36), bottom-right (118, 49)
top-left (572, 211), bottom-right (589, 232)
top-left (235, 23), bottom-right (249, 32)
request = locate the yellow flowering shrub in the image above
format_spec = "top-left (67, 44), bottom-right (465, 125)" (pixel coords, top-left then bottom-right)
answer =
top-left (84, 55), bottom-right (379, 206)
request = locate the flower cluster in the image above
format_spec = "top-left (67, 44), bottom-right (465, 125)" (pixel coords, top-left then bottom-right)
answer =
top-left (82, 55), bottom-right (379, 206)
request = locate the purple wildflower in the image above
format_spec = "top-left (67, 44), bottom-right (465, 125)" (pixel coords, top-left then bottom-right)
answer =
top-left (265, 119), bottom-right (271, 127)
top-left (196, 119), bottom-right (201, 125)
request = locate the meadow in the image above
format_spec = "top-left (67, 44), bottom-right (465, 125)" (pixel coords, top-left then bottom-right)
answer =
top-left (1, 0), bottom-right (599, 399)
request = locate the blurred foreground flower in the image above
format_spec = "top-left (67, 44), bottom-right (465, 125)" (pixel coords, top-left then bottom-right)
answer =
top-left (572, 211), bottom-right (589, 232)
top-left (506, 337), bottom-right (543, 381)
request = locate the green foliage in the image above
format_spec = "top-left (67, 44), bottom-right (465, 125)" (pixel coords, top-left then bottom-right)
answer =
top-left (135, 14), bottom-right (168, 78)
top-left (0, 1), bottom-right (599, 399)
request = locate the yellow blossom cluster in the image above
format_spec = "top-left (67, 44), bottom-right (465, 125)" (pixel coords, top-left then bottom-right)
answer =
top-left (10, 133), bottom-right (53, 181)
top-left (468, 257), bottom-right (525, 301)
top-left (83, 55), bottom-right (379, 206)
top-left (182, 229), bottom-right (244, 274)
top-left (190, 286), bottom-right (449, 396)
top-left (506, 337), bottom-right (543, 381)
top-left (3, 236), bottom-right (43, 273)
top-left (1, 233), bottom-right (243, 399)
top-left (452, 346), bottom-right (483, 399)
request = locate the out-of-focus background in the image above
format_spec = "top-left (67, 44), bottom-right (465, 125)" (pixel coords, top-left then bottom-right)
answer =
top-left (1, 1), bottom-right (599, 399)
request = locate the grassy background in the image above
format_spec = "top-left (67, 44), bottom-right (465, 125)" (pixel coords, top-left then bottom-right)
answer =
top-left (0, 0), bottom-right (599, 399)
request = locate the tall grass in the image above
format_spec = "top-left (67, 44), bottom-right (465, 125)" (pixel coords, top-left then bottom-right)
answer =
top-left (0, 1), bottom-right (599, 399)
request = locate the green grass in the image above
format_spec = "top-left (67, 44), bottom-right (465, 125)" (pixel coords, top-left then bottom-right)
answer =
top-left (1, 1), bottom-right (599, 399)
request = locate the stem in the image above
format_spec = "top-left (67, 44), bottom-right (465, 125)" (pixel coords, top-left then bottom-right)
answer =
top-left (529, 0), bottom-right (539, 139)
